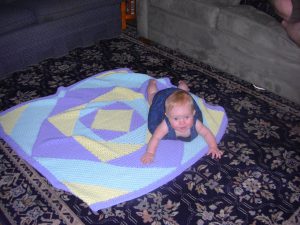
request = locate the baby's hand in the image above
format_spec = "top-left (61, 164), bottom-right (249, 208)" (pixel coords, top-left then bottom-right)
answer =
top-left (141, 152), bottom-right (155, 164)
top-left (207, 147), bottom-right (223, 159)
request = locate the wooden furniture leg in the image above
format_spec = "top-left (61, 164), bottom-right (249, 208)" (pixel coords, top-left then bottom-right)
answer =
top-left (121, 0), bottom-right (136, 30)
top-left (121, 1), bottom-right (127, 30)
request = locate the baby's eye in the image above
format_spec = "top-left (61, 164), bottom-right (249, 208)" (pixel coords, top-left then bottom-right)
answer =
top-left (174, 117), bottom-right (178, 121)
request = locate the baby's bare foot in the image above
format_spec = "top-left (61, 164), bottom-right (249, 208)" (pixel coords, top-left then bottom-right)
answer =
top-left (178, 80), bottom-right (190, 92)
top-left (147, 79), bottom-right (158, 104)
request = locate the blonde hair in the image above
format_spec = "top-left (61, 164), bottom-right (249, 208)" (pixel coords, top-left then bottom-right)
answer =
top-left (165, 90), bottom-right (194, 114)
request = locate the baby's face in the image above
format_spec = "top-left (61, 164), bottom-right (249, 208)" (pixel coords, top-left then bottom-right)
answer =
top-left (166, 104), bottom-right (195, 133)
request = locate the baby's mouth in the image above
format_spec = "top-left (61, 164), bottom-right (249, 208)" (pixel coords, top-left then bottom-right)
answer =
top-left (178, 127), bottom-right (187, 131)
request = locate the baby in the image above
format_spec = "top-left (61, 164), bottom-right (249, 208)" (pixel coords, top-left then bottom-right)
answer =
top-left (141, 79), bottom-right (223, 164)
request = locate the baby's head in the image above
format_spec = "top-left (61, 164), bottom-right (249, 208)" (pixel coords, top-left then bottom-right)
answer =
top-left (165, 90), bottom-right (196, 133)
top-left (165, 90), bottom-right (195, 114)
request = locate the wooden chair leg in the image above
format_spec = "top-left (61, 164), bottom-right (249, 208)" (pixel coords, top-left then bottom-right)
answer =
top-left (121, 1), bottom-right (126, 30)
top-left (121, 0), bottom-right (136, 30)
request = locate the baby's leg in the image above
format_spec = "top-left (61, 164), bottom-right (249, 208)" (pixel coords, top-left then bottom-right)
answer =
top-left (147, 79), bottom-right (158, 104)
top-left (282, 20), bottom-right (300, 47)
top-left (270, 0), bottom-right (292, 21)
top-left (178, 80), bottom-right (190, 92)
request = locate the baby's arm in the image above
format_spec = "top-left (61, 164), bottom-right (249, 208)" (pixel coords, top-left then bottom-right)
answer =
top-left (195, 120), bottom-right (223, 159)
top-left (141, 121), bottom-right (168, 164)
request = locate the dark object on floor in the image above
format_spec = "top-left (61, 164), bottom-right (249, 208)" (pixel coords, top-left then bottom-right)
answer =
top-left (0, 0), bottom-right (121, 78)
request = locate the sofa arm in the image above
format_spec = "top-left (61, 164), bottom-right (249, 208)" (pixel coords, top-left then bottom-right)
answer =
top-left (137, 0), bottom-right (149, 38)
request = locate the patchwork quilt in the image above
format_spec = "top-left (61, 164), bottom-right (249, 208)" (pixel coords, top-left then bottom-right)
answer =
top-left (0, 69), bottom-right (228, 211)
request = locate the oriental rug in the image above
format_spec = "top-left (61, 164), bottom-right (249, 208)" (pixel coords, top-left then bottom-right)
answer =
top-left (0, 26), bottom-right (299, 225)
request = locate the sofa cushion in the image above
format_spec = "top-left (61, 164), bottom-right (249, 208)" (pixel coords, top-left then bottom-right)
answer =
top-left (150, 0), bottom-right (222, 28)
top-left (240, 0), bottom-right (281, 21)
top-left (12, 0), bottom-right (121, 23)
top-left (216, 5), bottom-right (299, 50)
top-left (0, 5), bottom-right (36, 35)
